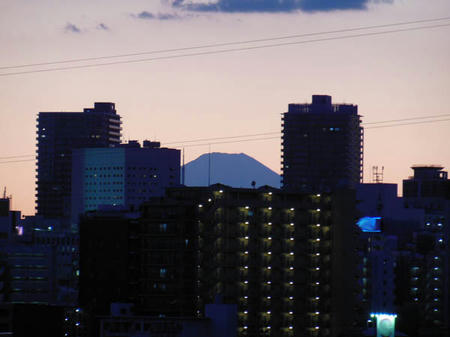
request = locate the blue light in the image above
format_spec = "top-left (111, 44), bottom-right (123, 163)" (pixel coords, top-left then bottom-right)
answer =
top-left (357, 217), bottom-right (382, 232)
top-left (370, 312), bottom-right (397, 319)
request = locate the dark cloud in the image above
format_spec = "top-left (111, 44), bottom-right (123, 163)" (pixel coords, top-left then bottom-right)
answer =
top-left (171, 0), bottom-right (391, 13)
top-left (64, 23), bottom-right (81, 33)
top-left (97, 23), bottom-right (109, 30)
top-left (137, 11), bottom-right (155, 19)
top-left (300, 0), bottom-right (370, 12)
top-left (135, 11), bottom-right (179, 20)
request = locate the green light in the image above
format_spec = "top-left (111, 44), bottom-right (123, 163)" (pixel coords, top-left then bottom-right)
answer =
top-left (370, 313), bottom-right (397, 337)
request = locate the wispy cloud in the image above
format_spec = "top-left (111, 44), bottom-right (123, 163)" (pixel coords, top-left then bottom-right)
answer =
top-left (97, 23), bottom-right (110, 31)
top-left (170, 0), bottom-right (393, 13)
top-left (64, 23), bottom-right (81, 33)
top-left (134, 11), bottom-right (180, 20)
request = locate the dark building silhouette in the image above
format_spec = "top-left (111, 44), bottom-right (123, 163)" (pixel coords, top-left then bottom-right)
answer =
top-left (80, 184), bottom-right (363, 337)
top-left (0, 303), bottom-right (65, 337)
top-left (281, 95), bottom-right (363, 192)
top-left (399, 166), bottom-right (450, 336)
top-left (36, 102), bottom-right (121, 219)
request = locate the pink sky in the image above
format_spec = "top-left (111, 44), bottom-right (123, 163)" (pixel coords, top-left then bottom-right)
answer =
top-left (1, 0), bottom-right (449, 215)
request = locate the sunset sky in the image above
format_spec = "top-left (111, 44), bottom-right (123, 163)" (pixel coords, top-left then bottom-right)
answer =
top-left (1, 0), bottom-right (449, 215)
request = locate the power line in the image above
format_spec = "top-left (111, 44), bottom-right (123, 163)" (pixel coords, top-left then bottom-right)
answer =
top-left (0, 159), bottom-right (35, 164)
top-left (162, 113), bottom-right (450, 146)
top-left (162, 132), bottom-right (279, 145)
top-left (1, 22), bottom-right (449, 77)
top-left (165, 118), bottom-right (450, 148)
top-left (365, 117), bottom-right (450, 129)
top-left (1, 115), bottom-right (449, 163)
top-left (364, 113), bottom-right (450, 125)
top-left (175, 136), bottom-right (281, 148)
top-left (0, 154), bottom-right (35, 160)
top-left (1, 16), bottom-right (449, 71)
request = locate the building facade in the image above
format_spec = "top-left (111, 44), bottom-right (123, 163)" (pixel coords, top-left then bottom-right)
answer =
top-left (400, 166), bottom-right (450, 336)
top-left (281, 95), bottom-right (363, 192)
top-left (36, 102), bottom-right (122, 219)
top-left (80, 185), bottom-right (363, 337)
top-left (71, 140), bottom-right (180, 224)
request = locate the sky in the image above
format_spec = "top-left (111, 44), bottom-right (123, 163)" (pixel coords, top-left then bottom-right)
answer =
top-left (0, 0), bottom-right (449, 215)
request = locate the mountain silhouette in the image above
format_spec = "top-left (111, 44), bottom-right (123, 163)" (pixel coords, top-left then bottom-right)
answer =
top-left (183, 152), bottom-right (280, 188)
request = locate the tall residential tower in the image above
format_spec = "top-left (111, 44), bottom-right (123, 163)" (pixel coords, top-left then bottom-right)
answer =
top-left (281, 95), bottom-right (363, 192)
top-left (36, 102), bottom-right (121, 219)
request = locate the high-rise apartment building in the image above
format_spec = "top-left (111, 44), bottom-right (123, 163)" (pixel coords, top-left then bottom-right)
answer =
top-left (80, 184), bottom-right (363, 337)
top-left (281, 95), bottom-right (363, 192)
top-left (36, 102), bottom-right (121, 219)
top-left (401, 166), bottom-right (449, 336)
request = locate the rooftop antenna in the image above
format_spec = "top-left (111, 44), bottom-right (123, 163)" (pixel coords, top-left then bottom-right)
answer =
top-left (372, 166), bottom-right (384, 184)
top-left (182, 147), bottom-right (185, 185)
top-left (3, 187), bottom-right (6, 199)
top-left (208, 144), bottom-right (211, 186)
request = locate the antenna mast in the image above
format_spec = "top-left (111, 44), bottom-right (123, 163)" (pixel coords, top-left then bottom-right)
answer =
top-left (372, 166), bottom-right (384, 184)
top-left (208, 144), bottom-right (211, 186)
top-left (182, 148), bottom-right (185, 185)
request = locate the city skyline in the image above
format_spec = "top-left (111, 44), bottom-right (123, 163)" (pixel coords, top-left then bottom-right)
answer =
top-left (1, 0), bottom-right (450, 215)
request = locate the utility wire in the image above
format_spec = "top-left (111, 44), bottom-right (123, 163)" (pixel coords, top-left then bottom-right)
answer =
top-left (1, 22), bottom-right (449, 77)
top-left (1, 115), bottom-right (449, 163)
top-left (365, 117), bottom-right (450, 129)
top-left (162, 113), bottom-right (450, 145)
top-left (364, 113), bottom-right (450, 125)
top-left (1, 16), bottom-right (449, 71)
top-left (162, 132), bottom-right (279, 145)
top-left (0, 154), bottom-right (35, 159)
top-left (175, 136), bottom-right (281, 148)
top-left (165, 118), bottom-right (450, 148)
